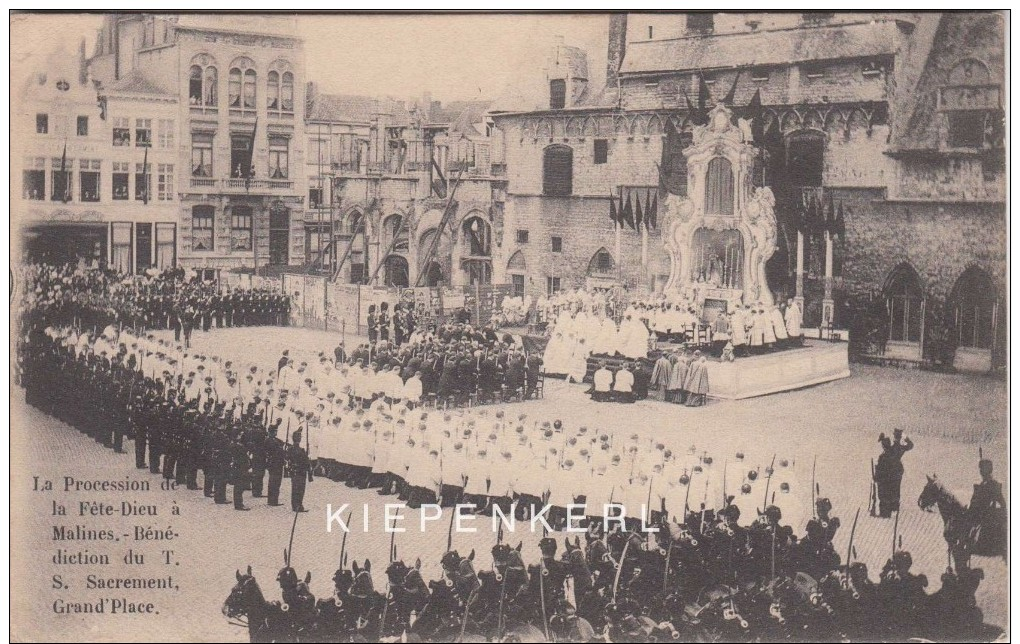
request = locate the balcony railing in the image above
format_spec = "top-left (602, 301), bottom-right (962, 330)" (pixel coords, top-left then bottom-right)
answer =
top-left (189, 177), bottom-right (294, 191)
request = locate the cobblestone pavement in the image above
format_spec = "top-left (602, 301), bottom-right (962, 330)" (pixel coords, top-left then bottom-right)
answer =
top-left (11, 326), bottom-right (1008, 641)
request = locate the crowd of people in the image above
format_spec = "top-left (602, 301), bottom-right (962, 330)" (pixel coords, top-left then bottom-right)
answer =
top-left (20, 264), bottom-right (290, 347)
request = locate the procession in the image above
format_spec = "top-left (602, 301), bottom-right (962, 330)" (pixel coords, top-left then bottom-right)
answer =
top-left (10, 10), bottom-right (1007, 644)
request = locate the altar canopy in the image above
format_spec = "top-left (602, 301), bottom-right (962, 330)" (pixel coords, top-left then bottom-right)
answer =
top-left (662, 105), bottom-right (778, 308)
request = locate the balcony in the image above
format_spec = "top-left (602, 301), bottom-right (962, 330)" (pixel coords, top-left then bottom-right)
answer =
top-left (189, 176), bottom-right (295, 192)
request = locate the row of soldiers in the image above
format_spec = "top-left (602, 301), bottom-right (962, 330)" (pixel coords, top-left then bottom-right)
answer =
top-left (22, 326), bottom-right (313, 513)
top-left (21, 263), bottom-right (291, 338)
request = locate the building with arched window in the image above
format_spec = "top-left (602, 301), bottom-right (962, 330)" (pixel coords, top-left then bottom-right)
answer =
top-left (489, 12), bottom-right (1004, 370)
top-left (87, 14), bottom-right (307, 271)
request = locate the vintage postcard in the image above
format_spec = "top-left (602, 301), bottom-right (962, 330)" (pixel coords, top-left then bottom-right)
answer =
top-left (10, 11), bottom-right (1008, 642)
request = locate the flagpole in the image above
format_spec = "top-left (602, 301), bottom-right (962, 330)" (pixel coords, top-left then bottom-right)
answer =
top-left (615, 191), bottom-right (622, 284)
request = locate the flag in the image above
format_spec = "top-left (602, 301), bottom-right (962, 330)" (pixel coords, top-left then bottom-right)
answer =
top-left (141, 145), bottom-right (149, 205)
top-left (694, 71), bottom-right (711, 125)
top-left (634, 190), bottom-right (643, 230)
top-left (609, 193), bottom-right (619, 227)
top-left (430, 156), bottom-right (447, 198)
top-left (647, 190), bottom-right (658, 230)
top-left (621, 192), bottom-right (635, 230)
top-left (747, 89), bottom-right (764, 146)
top-left (722, 69), bottom-right (741, 106)
top-left (244, 118), bottom-right (258, 192)
top-left (60, 141), bottom-right (69, 203)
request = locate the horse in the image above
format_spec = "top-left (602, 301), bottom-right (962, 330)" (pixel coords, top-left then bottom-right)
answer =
top-left (918, 474), bottom-right (975, 571)
top-left (224, 566), bottom-right (288, 643)
top-left (382, 559), bottom-right (429, 638)
top-left (345, 559), bottom-right (385, 639)
top-left (311, 566), bottom-right (357, 641)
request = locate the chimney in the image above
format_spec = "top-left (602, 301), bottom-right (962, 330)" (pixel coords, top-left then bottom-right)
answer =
top-left (607, 13), bottom-right (628, 90)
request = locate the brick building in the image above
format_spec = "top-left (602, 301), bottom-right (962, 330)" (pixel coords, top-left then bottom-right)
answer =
top-left (489, 12), bottom-right (1005, 370)
top-left (303, 86), bottom-right (507, 288)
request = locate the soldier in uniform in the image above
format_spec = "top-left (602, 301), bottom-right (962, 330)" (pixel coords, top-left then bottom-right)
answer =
top-left (874, 429), bottom-right (913, 518)
top-left (231, 435), bottom-right (252, 511)
top-left (265, 419), bottom-right (286, 506)
top-left (289, 429), bottom-right (312, 512)
top-left (367, 305), bottom-right (378, 345)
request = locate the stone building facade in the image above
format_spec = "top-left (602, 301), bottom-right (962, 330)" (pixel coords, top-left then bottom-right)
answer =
top-left (303, 87), bottom-right (507, 288)
top-left (13, 44), bottom-right (180, 272)
top-left (490, 12), bottom-right (1005, 369)
top-left (88, 14), bottom-right (307, 272)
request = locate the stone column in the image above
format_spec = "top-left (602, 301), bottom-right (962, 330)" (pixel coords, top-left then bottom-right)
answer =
top-left (822, 229), bottom-right (834, 326)
top-left (794, 229), bottom-right (805, 311)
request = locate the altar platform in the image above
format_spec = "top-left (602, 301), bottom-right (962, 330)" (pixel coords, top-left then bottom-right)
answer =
top-left (705, 340), bottom-right (850, 400)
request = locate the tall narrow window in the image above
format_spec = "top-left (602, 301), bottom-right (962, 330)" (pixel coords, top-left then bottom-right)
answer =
top-left (281, 72), bottom-right (294, 111)
top-left (243, 69), bottom-right (257, 109)
top-left (542, 145), bottom-right (573, 196)
top-left (192, 133), bottom-right (213, 177)
top-left (192, 206), bottom-right (215, 251)
top-left (135, 119), bottom-right (152, 147)
top-left (51, 156), bottom-right (72, 202)
top-left (135, 163), bottom-right (151, 201)
top-left (157, 119), bottom-right (175, 149)
top-left (594, 139), bottom-right (609, 164)
top-left (76, 116), bottom-right (88, 136)
top-left (157, 164), bottom-right (174, 201)
top-left (267, 71), bottom-right (280, 109)
top-left (112, 162), bottom-right (129, 200)
top-left (203, 66), bottom-right (218, 106)
top-left (885, 264), bottom-right (923, 343)
top-left (79, 159), bottom-right (100, 202)
top-left (951, 267), bottom-right (997, 350)
top-left (189, 65), bottom-right (203, 104)
top-left (550, 79), bottom-right (567, 110)
top-left (36, 113), bottom-right (48, 134)
top-left (229, 68), bottom-right (242, 107)
top-left (22, 157), bottom-right (45, 200)
top-left (113, 117), bottom-right (130, 146)
top-left (231, 206), bottom-right (254, 251)
top-left (268, 136), bottom-right (289, 179)
top-left (156, 223), bottom-right (176, 268)
top-left (111, 223), bottom-right (133, 274)
top-left (705, 157), bottom-right (734, 215)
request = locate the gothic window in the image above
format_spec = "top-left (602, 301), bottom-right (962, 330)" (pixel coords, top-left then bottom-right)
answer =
top-left (885, 263), bottom-right (923, 343)
top-left (950, 267), bottom-right (997, 350)
top-left (550, 79), bottom-right (566, 110)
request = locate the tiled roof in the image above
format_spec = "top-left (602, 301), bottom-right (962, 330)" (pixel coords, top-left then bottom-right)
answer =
top-left (621, 20), bottom-right (904, 75)
top-left (106, 70), bottom-right (174, 96)
top-left (306, 94), bottom-right (378, 123)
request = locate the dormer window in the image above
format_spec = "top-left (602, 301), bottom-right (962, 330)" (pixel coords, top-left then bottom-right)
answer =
top-left (802, 63), bottom-right (826, 80)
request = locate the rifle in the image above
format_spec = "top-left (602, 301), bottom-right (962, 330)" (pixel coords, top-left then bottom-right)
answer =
top-left (845, 507), bottom-right (860, 574)
top-left (811, 456), bottom-right (817, 519)
top-left (869, 459), bottom-right (877, 517)
top-left (762, 454), bottom-right (777, 512)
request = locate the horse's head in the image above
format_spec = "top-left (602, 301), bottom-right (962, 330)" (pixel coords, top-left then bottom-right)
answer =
top-left (561, 536), bottom-right (588, 569)
top-left (918, 474), bottom-right (941, 512)
top-left (350, 559), bottom-right (375, 598)
top-left (224, 566), bottom-right (263, 619)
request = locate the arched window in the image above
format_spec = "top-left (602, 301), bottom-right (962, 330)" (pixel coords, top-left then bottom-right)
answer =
top-left (243, 69), bottom-right (257, 109)
top-left (383, 255), bottom-right (410, 287)
top-left (705, 157), bottom-right (734, 215)
top-left (507, 250), bottom-right (526, 272)
top-left (587, 247), bottom-right (615, 275)
top-left (885, 263), bottom-right (923, 343)
top-left (462, 216), bottom-right (491, 256)
top-left (203, 66), bottom-right (217, 106)
top-left (507, 251), bottom-right (526, 297)
top-left (267, 71), bottom-right (280, 110)
top-left (543, 145), bottom-right (573, 196)
top-left (950, 267), bottom-right (997, 349)
top-left (383, 214), bottom-right (408, 252)
top-left (346, 211), bottom-right (363, 235)
top-left (189, 55), bottom-right (217, 107)
top-left (281, 72), bottom-right (294, 111)
top-left (229, 68), bottom-right (242, 107)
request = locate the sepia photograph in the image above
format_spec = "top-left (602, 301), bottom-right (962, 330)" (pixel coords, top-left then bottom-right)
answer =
top-left (9, 10), bottom-right (1008, 642)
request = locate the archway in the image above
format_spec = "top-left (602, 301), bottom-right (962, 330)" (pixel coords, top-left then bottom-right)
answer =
top-left (418, 227), bottom-right (451, 287)
top-left (586, 247), bottom-right (615, 277)
top-left (460, 215), bottom-right (493, 285)
top-left (949, 267), bottom-right (997, 350)
top-left (884, 263), bottom-right (923, 343)
top-left (382, 254), bottom-right (410, 288)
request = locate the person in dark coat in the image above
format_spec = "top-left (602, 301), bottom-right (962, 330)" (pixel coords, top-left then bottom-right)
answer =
top-left (874, 429), bottom-right (913, 518)
top-left (289, 429), bottom-right (312, 512)
top-left (968, 459), bottom-right (1007, 556)
top-left (366, 305), bottom-right (378, 344)
top-left (265, 419), bottom-right (286, 506)
top-left (231, 440), bottom-right (252, 511)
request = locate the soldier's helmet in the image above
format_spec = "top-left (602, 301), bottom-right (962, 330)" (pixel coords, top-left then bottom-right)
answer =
top-left (979, 459), bottom-right (994, 477)
top-left (740, 483), bottom-right (752, 495)
top-left (759, 505), bottom-right (782, 524)
top-left (816, 497), bottom-right (833, 515)
top-left (779, 482), bottom-right (791, 493)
